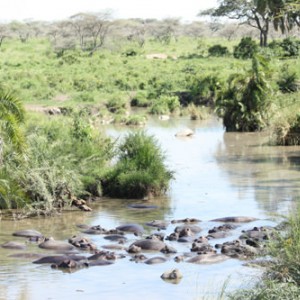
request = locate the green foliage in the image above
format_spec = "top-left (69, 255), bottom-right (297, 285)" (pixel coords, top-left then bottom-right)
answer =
top-left (102, 131), bottom-right (174, 198)
top-left (0, 86), bottom-right (26, 156)
top-left (149, 95), bottom-right (180, 115)
top-left (208, 44), bottom-right (229, 57)
top-left (277, 64), bottom-right (300, 93)
top-left (187, 74), bottom-right (225, 107)
top-left (234, 37), bottom-right (258, 59)
top-left (216, 55), bottom-right (272, 131)
top-left (280, 37), bottom-right (300, 57)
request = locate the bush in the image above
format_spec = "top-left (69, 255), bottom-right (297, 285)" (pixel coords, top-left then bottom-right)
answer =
top-left (233, 37), bottom-right (258, 59)
top-left (101, 131), bottom-right (174, 198)
top-left (208, 44), bottom-right (229, 57)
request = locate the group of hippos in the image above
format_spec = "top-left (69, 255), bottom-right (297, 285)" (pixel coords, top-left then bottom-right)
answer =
top-left (1, 214), bottom-right (280, 283)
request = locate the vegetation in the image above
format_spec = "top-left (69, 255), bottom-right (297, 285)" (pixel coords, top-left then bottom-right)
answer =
top-left (101, 131), bottom-right (174, 199)
top-left (229, 201), bottom-right (300, 299)
top-left (0, 15), bottom-right (299, 213)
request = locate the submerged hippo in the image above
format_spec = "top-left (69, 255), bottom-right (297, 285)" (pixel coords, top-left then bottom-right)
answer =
top-left (128, 239), bottom-right (166, 252)
top-left (210, 216), bottom-right (258, 223)
top-left (175, 225), bottom-right (201, 235)
top-left (187, 253), bottom-right (228, 264)
top-left (128, 204), bottom-right (158, 209)
top-left (145, 220), bottom-right (169, 230)
top-left (1, 241), bottom-right (26, 250)
top-left (39, 237), bottom-right (74, 251)
top-left (116, 224), bottom-right (144, 236)
top-left (171, 218), bottom-right (201, 224)
top-left (68, 236), bottom-right (98, 251)
top-left (144, 256), bottom-right (167, 265)
top-left (12, 229), bottom-right (43, 239)
top-left (33, 255), bottom-right (87, 265)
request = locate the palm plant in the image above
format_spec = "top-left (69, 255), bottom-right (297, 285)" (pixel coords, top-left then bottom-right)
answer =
top-left (216, 55), bottom-right (272, 131)
top-left (0, 86), bottom-right (26, 160)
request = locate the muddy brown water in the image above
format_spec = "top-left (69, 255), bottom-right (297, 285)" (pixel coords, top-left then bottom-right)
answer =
top-left (0, 117), bottom-right (299, 300)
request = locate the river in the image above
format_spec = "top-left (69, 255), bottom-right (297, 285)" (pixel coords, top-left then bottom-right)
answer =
top-left (0, 116), bottom-right (299, 300)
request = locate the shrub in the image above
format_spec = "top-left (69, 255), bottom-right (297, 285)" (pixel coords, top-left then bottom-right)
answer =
top-left (208, 44), bottom-right (229, 57)
top-left (101, 131), bottom-right (174, 198)
top-left (233, 37), bottom-right (258, 59)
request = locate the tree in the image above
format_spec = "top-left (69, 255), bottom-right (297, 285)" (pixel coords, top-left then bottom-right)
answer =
top-left (200, 0), bottom-right (300, 47)
top-left (0, 87), bottom-right (26, 162)
top-left (69, 12), bottom-right (111, 55)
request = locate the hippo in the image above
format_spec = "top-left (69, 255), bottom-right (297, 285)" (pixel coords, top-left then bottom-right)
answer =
top-left (240, 226), bottom-right (274, 241)
top-left (88, 250), bottom-right (125, 261)
top-left (116, 224), bottom-right (144, 236)
top-left (130, 254), bottom-right (148, 263)
top-left (39, 237), bottom-right (74, 251)
top-left (191, 242), bottom-right (215, 254)
top-left (12, 229), bottom-right (43, 239)
top-left (103, 234), bottom-right (127, 243)
top-left (187, 253), bottom-right (228, 264)
top-left (145, 220), bottom-right (169, 230)
top-left (128, 204), bottom-right (158, 209)
top-left (33, 255), bottom-right (87, 265)
top-left (210, 216), bottom-right (258, 223)
top-left (51, 259), bottom-right (88, 270)
top-left (1, 241), bottom-right (26, 250)
top-left (81, 225), bottom-right (109, 235)
top-left (128, 239), bottom-right (166, 252)
top-left (145, 233), bottom-right (165, 241)
top-left (101, 244), bottom-right (126, 251)
top-left (171, 218), bottom-right (201, 224)
top-left (161, 269), bottom-right (183, 284)
top-left (9, 253), bottom-right (45, 260)
top-left (68, 236), bottom-right (98, 251)
top-left (218, 240), bottom-right (259, 259)
top-left (175, 225), bottom-right (201, 235)
top-left (144, 256), bottom-right (167, 265)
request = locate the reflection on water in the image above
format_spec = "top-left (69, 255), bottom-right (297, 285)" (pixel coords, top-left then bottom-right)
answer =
top-left (0, 116), bottom-right (299, 300)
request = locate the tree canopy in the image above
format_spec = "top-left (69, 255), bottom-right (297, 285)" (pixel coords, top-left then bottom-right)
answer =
top-left (200, 0), bottom-right (300, 47)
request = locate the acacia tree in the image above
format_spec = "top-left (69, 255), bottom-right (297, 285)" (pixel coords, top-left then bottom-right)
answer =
top-left (69, 12), bottom-right (111, 55)
top-left (200, 0), bottom-right (300, 47)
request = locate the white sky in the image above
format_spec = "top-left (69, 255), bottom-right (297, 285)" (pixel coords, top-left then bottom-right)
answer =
top-left (0, 0), bottom-right (217, 22)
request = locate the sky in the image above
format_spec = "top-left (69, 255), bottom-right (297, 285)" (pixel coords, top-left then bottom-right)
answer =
top-left (0, 0), bottom-right (217, 22)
